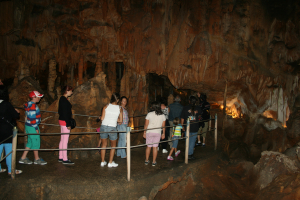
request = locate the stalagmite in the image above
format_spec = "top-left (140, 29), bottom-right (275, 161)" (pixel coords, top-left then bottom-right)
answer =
top-left (107, 62), bottom-right (116, 93)
top-left (48, 59), bottom-right (57, 99)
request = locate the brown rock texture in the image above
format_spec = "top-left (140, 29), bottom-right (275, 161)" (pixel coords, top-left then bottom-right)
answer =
top-left (0, 0), bottom-right (299, 122)
top-left (40, 72), bottom-right (111, 159)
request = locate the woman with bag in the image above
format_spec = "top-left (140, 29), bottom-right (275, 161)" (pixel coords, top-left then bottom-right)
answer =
top-left (58, 85), bottom-right (74, 165)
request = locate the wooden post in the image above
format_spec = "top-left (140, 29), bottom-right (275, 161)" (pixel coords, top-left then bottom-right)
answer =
top-left (185, 119), bottom-right (190, 164)
top-left (11, 127), bottom-right (18, 179)
top-left (126, 127), bottom-right (131, 181)
top-left (214, 114), bottom-right (218, 151)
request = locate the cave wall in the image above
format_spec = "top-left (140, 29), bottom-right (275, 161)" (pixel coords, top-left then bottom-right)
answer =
top-left (1, 0), bottom-right (300, 125)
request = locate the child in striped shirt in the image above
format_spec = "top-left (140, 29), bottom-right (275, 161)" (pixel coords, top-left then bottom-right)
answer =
top-left (167, 117), bottom-right (183, 160)
top-left (19, 91), bottom-right (47, 165)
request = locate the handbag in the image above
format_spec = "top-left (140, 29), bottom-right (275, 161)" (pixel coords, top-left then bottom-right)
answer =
top-left (70, 118), bottom-right (76, 129)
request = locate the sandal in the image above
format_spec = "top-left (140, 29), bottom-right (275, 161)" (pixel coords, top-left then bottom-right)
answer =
top-left (8, 169), bottom-right (23, 175)
top-left (0, 169), bottom-right (7, 173)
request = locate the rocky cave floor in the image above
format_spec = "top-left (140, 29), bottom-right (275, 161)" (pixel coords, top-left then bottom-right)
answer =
top-left (1, 142), bottom-right (300, 200)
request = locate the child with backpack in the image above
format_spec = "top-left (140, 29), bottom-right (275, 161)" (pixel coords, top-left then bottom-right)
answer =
top-left (167, 117), bottom-right (183, 160)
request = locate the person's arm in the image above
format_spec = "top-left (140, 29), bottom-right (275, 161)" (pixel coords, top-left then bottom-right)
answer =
top-left (181, 118), bottom-right (185, 131)
top-left (117, 107), bottom-right (123, 124)
top-left (143, 119), bottom-right (149, 138)
top-left (101, 105), bottom-right (108, 121)
top-left (161, 120), bottom-right (166, 139)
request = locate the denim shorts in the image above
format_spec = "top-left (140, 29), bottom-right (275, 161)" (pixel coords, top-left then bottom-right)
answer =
top-left (100, 125), bottom-right (118, 141)
top-left (172, 136), bottom-right (181, 148)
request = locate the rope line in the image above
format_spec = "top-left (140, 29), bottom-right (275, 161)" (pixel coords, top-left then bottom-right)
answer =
top-left (13, 106), bottom-right (147, 118)
top-left (16, 136), bottom-right (189, 151)
top-left (0, 151), bottom-right (12, 162)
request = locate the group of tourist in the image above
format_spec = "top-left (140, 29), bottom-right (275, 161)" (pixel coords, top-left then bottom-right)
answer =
top-left (0, 82), bottom-right (210, 174)
top-left (143, 93), bottom-right (210, 166)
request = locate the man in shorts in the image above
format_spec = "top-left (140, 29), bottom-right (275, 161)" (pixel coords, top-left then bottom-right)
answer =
top-left (19, 91), bottom-right (47, 165)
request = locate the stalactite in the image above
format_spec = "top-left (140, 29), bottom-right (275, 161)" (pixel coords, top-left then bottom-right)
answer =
top-left (78, 56), bottom-right (84, 85)
top-left (48, 59), bottom-right (57, 99)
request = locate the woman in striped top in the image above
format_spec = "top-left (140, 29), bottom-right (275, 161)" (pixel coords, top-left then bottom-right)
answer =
top-left (117, 96), bottom-right (129, 158)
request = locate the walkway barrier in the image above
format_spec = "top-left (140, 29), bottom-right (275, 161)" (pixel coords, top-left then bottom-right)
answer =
top-left (6, 113), bottom-right (217, 181)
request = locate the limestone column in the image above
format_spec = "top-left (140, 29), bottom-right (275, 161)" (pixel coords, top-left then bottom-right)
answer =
top-left (48, 59), bottom-right (57, 98)
top-left (78, 56), bottom-right (84, 85)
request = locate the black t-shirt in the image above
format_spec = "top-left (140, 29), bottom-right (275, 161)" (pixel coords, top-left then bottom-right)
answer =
top-left (180, 105), bottom-right (202, 132)
top-left (0, 100), bottom-right (19, 143)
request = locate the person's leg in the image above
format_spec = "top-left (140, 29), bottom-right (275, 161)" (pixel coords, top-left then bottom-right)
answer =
top-left (117, 124), bottom-right (127, 158)
top-left (109, 139), bottom-right (117, 163)
top-left (145, 147), bottom-right (151, 161)
top-left (59, 134), bottom-right (63, 159)
top-left (169, 121), bottom-right (173, 148)
top-left (152, 133), bottom-right (160, 163)
top-left (60, 126), bottom-right (70, 161)
top-left (188, 132), bottom-right (197, 155)
top-left (168, 148), bottom-right (175, 157)
top-left (101, 139), bottom-right (107, 162)
top-left (0, 144), bottom-right (3, 171)
top-left (4, 143), bottom-right (12, 173)
top-left (21, 125), bottom-right (33, 159)
top-left (202, 122), bottom-right (208, 145)
top-left (161, 120), bottom-right (169, 151)
top-left (152, 147), bottom-right (158, 163)
top-left (33, 134), bottom-right (41, 160)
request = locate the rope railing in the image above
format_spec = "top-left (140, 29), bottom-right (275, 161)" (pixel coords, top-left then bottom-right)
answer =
top-left (8, 113), bottom-right (218, 181)
top-left (13, 106), bottom-right (147, 118)
top-left (0, 151), bottom-right (12, 162)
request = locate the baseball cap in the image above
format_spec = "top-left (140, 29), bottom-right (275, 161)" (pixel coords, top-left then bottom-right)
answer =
top-left (29, 91), bottom-right (44, 98)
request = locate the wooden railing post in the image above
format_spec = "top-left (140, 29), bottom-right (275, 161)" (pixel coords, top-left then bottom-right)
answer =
top-left (11, 127), bottom-right (18, 179)
top-left (214, 114), bottom-right (218, 151)
top-left (185, 119), bottom-right (190, 164)
top-left (126, 127), bottom-right (131, 181)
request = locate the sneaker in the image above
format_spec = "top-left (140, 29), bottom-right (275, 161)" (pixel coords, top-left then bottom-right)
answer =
top-left (58, 159), bottom-right (63, 162)
top-left (62, 160), bottom-right (74, 165)
top-left (152, 162), bottom-right (157, 166)
top-left (100, 161), bottom-right (107, 167)
top-left (108, 161), bottom-right (118, 168)
top-left (188, 155), bottom-right (195, 160)
top-left (162, 149), bottom-right (168, 153)
top-left (167, 156), bottom-right (174, 161)
top-left (196, 142), bottom-right (202, 146)
top-left (34, 158), bottom-right (47, 165)
top-left (19, 157), bottom-right (33, 165)
top-left (175, 150), bottom-right (181, 157)
top-left (202, 143), bottom-right (206, 147)
top-left (145, 160), bottom-right (149, 165)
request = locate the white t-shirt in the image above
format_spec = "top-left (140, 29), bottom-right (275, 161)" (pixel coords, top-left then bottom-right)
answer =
top-left (145, 111), bottom-right (166, 134)
top-left (102, 104), bottom-right (120, 127)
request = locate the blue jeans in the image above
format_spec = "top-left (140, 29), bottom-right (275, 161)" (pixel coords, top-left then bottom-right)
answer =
top-left (188, 132), bottom-right (197, 155)
top-left (172, 136), bottom-right (181, 148)
top-left (100, 125), bottom-right (118, 140)
top-left (0, 143), bottom-right (12, 173)
top-left (117, 124), bottom-right (127, 158)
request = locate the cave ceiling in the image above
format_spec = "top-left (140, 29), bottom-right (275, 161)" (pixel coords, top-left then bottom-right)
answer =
top-left (0, 0), bottom-right (300, 116)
